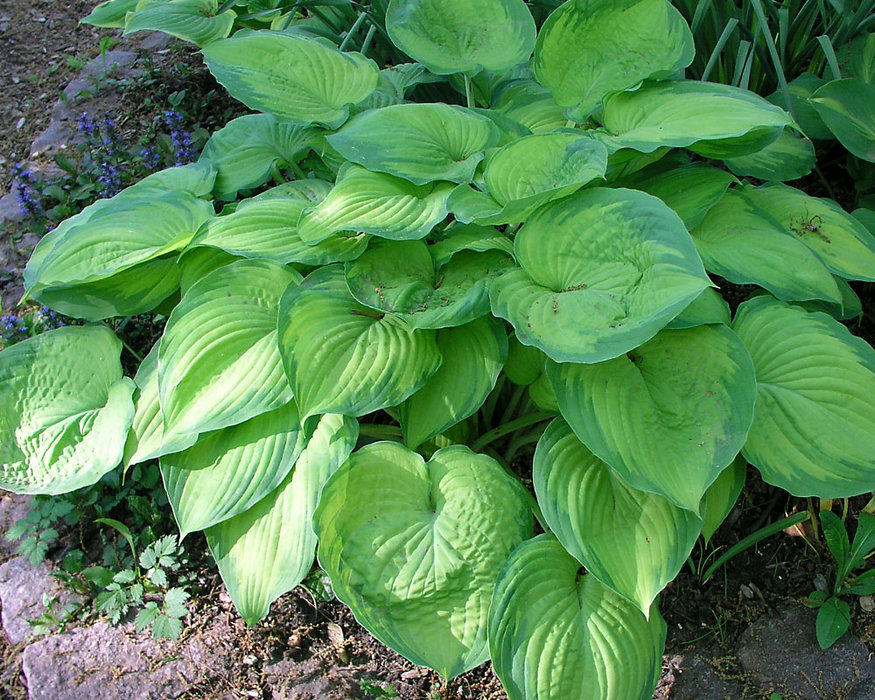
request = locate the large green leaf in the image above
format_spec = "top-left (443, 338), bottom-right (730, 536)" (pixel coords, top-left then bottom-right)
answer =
top-left (616, 162), bottom-right (736, 230)
top-left (665, 288), bottom-right (731, 330)
top-left (766, 73), bottom-right (831, 140)
top-left (344, 239), bottom-right (513, 329)
top-left (161, 401), bottom-right (308, 537)
top-left (691, 189), bottom-right (843, 304)
top-left (741, 183), bottom-right (875, 281)
top-left (488, 534), bottom-right (666, 700)
top-left (490, 188), bottom-right (710, 363)
top-left (534, 418), bottom-right (701, 612)
top-left (602, 81), bottom-right (793, 158)
top-left (82, 0), bottom-right (138, 27)
top-left (534, 0), bottom-right (694, 121)
top-left (199, 114), bottom-right (316, 200)
top-left (385, 0), bottom-right (536, 75)
top-left (700, 456), bottom-right (746, 543)
top-left (124, 0), bottom-right (235, 46)
top-left (811, 79), bottom-right (875, 162)
top-left (158, 259), bottom-right (298, 445)
top-left (24, 189), bottom-right (213, 296)
top-left (400, 318), bottom-right (507, 449)
top-left (733, 296), bottom-right (875, 497)
top-left (191, 182), bottom-right (368, 265)
top-left (202, 31), bottom-right (379, 128)
top-left (547, 325), bottom-right (756, 512)
top-left (491, 79), bottom-right (567, 134)
top-left (206, 413), bottom-right (358, 625)
top-left (297, 165), bottom-right (454, 244)
top-left (724, 128), bottom-right (816, 181)
top-left (278, 265), bottom-right (442, 419)
top-left (315, 442), bottom-right (532, 678)
top-left (327, 104), bottom-right (499, 185)
top-left (0, 326), bottom-right (135, 495)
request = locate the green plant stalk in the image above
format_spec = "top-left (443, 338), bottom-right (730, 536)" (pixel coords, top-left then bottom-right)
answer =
top-left (338, 12), bottom-right (369, 52)
top-left (470, 412), bottom-right (552, 453)
top-left (358, 424), bottom-right (403, 441)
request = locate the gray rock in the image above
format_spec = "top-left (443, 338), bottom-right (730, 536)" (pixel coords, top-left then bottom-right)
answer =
top-left (22, 620), bottom-right (231, 700)
top-left (737, 605), bottom-right (875, 698)
top-left (0, 556), bottom-right (81, 645)
top-left (0, 492), bottom-right (33, 558)
top-left (657, 649), bottom-right (746, 700)
top-left (0, 190), bottom-right (25, 224)
top-left (263, 656), bottom-right (370, 700)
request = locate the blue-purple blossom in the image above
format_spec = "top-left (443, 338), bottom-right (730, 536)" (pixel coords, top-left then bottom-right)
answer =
top-left (11, 163), bottom-right (43, 216)
top-left (78, 112), bottom-right (95, 136)
top-left (164, 109), bottom-right (195, 166)
top-left (139, 145), bottom-right (162, 171)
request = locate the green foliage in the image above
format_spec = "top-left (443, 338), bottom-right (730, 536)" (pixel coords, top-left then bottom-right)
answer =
top-left (6, 1), bottom-right (875, 696)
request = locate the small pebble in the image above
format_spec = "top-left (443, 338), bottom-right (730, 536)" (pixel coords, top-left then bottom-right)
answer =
top-left (860, 595), bottom-right (874, 613)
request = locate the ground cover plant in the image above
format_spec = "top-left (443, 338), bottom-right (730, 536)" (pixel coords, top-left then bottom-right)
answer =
top-left (2, 0), bottom-right (875, 698)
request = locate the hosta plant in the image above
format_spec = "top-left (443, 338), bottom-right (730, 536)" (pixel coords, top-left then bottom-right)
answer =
top-left (4, 0), bottom-right (875, 697)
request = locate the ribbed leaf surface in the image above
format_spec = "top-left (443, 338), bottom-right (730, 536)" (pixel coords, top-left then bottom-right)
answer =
top-left (488, 535), bottom-right (666, 700)
top-left (811, 79), bottom-right (875, 162)
top-left (206, 414), bottom-right (358, 625)
top-left (534, 419), bottom-right (701, 612)
top-left (489, 188), bottom-right (709, 363)
top-left (547, 325), bottom-right (756, 512)
top-left (315, 442), bottom-right (532, 678)
top-left (0, 326), bottom-right (135, 495)
top-left (724, 128), bottom-right (816, 181)
top-left (491, 80), bottom-right (567, 134)
top-left (665, 288), bottom-right (731, 330)
top-left (734, 296), bottom-right (875, 497)
top-left (124, 0), bottom-right (235, 46)
top-left (278, 266), bottom-right (442, 419)
top-left (161, 401), bottom-right (308, 537)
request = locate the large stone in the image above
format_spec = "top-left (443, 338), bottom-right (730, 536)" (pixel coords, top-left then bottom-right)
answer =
top-left (737, 605), bottom-right (875, 698)
top-left (0, 556), bottom-right (81, 645)
top-left (0, 492), bottom-right (33, 558)
top-left (22, 620), bottom-right (231, 700)
top-left (657, 649), bottom-right (746, 700)
top-left (263, 656), bottom-right (370, 700)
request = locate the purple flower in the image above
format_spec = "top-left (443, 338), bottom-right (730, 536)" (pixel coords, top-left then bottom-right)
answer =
top-left (78, 112), bottom-right (95, 136)
top-left (11, 163), bottom-right (42, 216)
top-left (164, 110), bottom-right (195, 166)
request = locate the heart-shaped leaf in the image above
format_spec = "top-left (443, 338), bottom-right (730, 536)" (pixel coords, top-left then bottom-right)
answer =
top-left (547, 324), bottom-right (757, 512)
top-left (0, 326), bottom-right (135, 495)
top-left (811, 78), bottom-right (875, 163)
top-left (344, 239), bottom-right (514, 329)
top-left (124, 0), bottom-right (235, 46)
top-left (491, 79), bottom-right (567, 134)
top-left (161, 400), bottom-right (309, 537)
top-left (489, 188), bottom-right (710, 363)
top-left (315, 442), bottom-right (532, 678)
top-left (741, 183), bottom-right (875, 281)
top-left (691, 189), bottom-right (843, 304)
top-left (665, 288), bottom-right (731, 330)
top-left (734, 296), bottom-right (875, 497)
top-left (206, 413), bottom-right (358, 625)
top-left (199, 114), bottom-right (316, 200)
top-left (82, 0), bottom-right (137, 28)
top-left (534, 0), bottom-right (694, 120)
top-left (724, 128), bottom-right (816, 181)
top-left (327, 103), bottom-right (499, 185)
top-left (202, 31), bottom-right (379, 128)
top-left (603, 81), bottom-right (793, 158)
top-left (385, 0), bottom-right (536, 75)
top-left (534, 418), bottom-right (701, 612)
top-left (297, 165), bottom-right (454, 244)
top-left (400, 317), bottom-right (507, 448)
top-left (158, 259), bottom-right (299, 444)
top-left (488, 534), bottom-right (666, 700)
top-left (278, 265), bottom-right (442, 419)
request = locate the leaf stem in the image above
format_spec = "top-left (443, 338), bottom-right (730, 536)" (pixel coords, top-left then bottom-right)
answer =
top-left (470, 412), bottom-right (552, 453)
top-left (463, 74), bottom-right (474, 109)
top-left (339, 12), bottom-right (368, 52)
top-left (360, 24), bottom-right (377, 57)
top-left (358, 424), bottom-right (403, 441)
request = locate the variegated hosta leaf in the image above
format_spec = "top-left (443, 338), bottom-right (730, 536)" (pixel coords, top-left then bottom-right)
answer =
top-left (700, 456), bottom-right (746, 542)
top-left (344, 239), bottom-right (514, 329)
top-left (191, 182), bottom-right (368, 265)
top-left (400, 317), bottom-right (507, 449)
top-left (529, 372), bottom-right (559, 413)
top-left (534, 418), bottom-right (701, 612)
top-left (489, 188), bottom-right (710, 363)
top-left (504, 333), bottom-right (546, 386)
top-left (206, 414), bottom-right (358, 625)
top-left (385, 0), bottom-right (536, 75)
top-left (766, 73), bottom-right (831, 141)
top-left (82, 0), bottom-right (137, 28)
top-left (296, 165), bottom-right (454, 244)
top-left (158, 259), bottom-right (299, 445)
top-left (534, 0), bottom-right (694, 121)
top-left (123, 344), bottom-right (198, 470)
top-left (665, 288), bottom-right (731, 330)
top-left (733, 296), bottom-right (875, 497)
top-left (741, 183), bottom-right (875, 281)
top-left (24, 189), bottom-right (213, 296)
top-left (327, 103), bottom-right (499, 185)
top-left (691, 189), bottom-right (843, 304)
top-left (547, 325), bottom-right (756, 512)
top-left (278, 265), bottom-right (442, 419)
top-left (0, 326), bottom-right (135, 495)
top-left (176, 246), bottom-right (241, 296)
top-left (128, 161), bottom-right (217, 198)
top-left (488, 534), bottom-right (666, 700)
top-left (449, 132), bottom-right (609, 226)
top-left (811, 78), bottom-right (875, 162)
top-left (616, 162), bottom-right (736, 230)
top-left (202, 31), bottom-right (379, 128)
top-left (429, 223), bottom-right (514, 266)
top-left (315, 442), bottom-right (532, 678)
top-left (602, 81), bottom-right (793, 158)
top-left (199, 114), bottom-right (316, 200)
top-left (161, 401), bottom-right (308, 537)
top-left (124, 0), bottom-right (235, 46)
top-left (724, 128), bottom-right (816, 181)
top-left (491, 79), bottom-right (567, 134)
